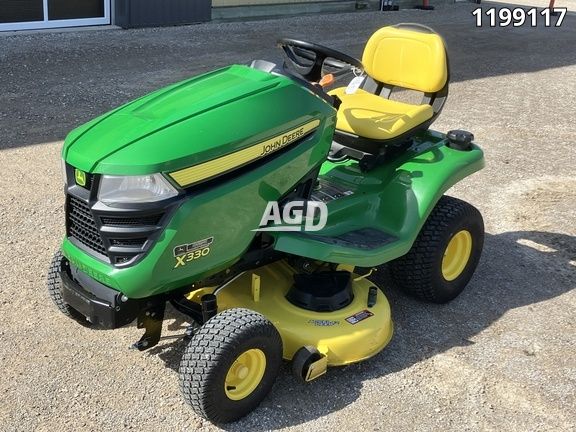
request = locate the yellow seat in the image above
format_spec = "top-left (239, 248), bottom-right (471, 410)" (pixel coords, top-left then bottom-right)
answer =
top-left (330, 87), bottom-right (434, 140)
top-left (329, 24), bottom-right (449, 142)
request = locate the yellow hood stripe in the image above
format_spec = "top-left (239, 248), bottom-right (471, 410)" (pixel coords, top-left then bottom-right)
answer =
top-left (169, 119), bottom-right (320, 187)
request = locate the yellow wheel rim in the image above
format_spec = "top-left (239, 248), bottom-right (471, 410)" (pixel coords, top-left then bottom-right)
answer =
top-left (224, 348), bottom-right (266, 401)
top-left (442, 230), bottom-right (473, 281)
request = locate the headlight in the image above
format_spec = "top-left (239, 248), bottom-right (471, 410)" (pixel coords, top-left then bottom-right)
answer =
top-left (98, 173), bottom-right (178, 205)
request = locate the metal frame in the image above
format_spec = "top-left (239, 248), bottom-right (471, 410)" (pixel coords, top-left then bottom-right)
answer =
top-left (0, 0), bottom-right (111, 32)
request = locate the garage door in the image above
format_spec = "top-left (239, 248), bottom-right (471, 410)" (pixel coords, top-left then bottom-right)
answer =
top-left (0, 0), bottom-right (110, 31)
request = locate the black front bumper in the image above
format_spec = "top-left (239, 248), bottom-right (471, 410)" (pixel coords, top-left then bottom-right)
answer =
top-left (59, 260), bottom-right (142, 329)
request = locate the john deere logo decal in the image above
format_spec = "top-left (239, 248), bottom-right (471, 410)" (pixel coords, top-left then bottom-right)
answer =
top-left (169, 119), bottom-right (320, 188)
top-left (75, 169), bottom-right (86, 187)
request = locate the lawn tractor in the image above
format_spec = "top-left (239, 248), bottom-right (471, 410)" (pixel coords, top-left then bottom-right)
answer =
top-left (47, 23), bottom-right (485, 423)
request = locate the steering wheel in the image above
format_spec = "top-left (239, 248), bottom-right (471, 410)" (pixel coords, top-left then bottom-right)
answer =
top-left (277, 38), bottom-right (363, 82)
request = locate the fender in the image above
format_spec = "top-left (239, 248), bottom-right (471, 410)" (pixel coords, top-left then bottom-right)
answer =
top-left (271, 135), bottom-right (484, 266)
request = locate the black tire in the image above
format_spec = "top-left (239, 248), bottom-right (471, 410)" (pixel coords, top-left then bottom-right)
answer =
top-left (389, 196), bottom-right (484, 303)
top-left (47, 250), bottom-right (74, 316)
top-left (47, 250), bottom-right (91, 325)
top-left (292, 346), bottom-right (322, 383)
top-left (179, 308), bottom-right (283, 423)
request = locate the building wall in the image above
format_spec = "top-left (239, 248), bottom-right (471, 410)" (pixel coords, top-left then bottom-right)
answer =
top-left (0, 0), bottom-right (110, 31)
top-left (213, 0), bottom-right (340, 6)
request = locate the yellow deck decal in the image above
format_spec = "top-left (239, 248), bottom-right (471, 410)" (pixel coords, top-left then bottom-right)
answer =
top-left (169, 119), bottom-right (320, 187)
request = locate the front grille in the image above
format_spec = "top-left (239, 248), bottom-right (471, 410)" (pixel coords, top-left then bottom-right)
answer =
top-left (110, 238), bottom-right (147, 247)
top-left (65, 191), bottom-right (168, 266)
top-left (67, 196), bottom-right (108, 257)
top-left (101, 215), bottom-right (162, 226)
top-left (63, 163), bottom-right (175, 267)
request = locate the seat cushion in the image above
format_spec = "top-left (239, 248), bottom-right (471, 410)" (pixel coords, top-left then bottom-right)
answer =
top-left (362, 26), bottom-right (448, 93)
top-left (329, 87), bottom-right (434, 141)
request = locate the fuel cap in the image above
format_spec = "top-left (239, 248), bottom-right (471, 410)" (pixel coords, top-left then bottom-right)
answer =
top-left (447, 130), bottom-right (474, 150)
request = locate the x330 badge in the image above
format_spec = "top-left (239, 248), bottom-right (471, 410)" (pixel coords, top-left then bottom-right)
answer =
top-left (173, 237), bottom-right (214, 268)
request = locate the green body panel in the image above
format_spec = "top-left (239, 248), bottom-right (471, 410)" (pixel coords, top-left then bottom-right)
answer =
top-left (272, 131), bottom-right (485, 266)
top-left (62, 65), bottom-right (329, 175)
top-left (62, 118), bottom-right (336, 298)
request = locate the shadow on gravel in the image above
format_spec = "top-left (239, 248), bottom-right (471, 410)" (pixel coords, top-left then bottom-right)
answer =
top-left (145, 229), bottom-right (574, 429)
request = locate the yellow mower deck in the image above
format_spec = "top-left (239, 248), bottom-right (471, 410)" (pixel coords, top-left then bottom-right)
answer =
top-left (187, 260), bottom-right (393, 366)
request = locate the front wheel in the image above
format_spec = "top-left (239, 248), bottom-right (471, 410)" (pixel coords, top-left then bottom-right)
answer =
top-left (179, 308), bottom-right (283, 423)
top-left (47, 250), bottom-right (90, 325)
top-left (389, 196), bottom-right (484, 303)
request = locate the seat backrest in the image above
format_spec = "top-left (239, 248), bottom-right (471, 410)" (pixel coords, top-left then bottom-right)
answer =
top-left (362, 24), bottom-right (448, 94)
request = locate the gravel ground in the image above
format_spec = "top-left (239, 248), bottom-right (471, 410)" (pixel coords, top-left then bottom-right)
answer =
top-left (0, 2), bottom-right (575, 431)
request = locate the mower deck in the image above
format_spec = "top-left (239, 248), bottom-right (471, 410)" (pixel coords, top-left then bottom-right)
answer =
top-left (188, 260), bottom-right (393, 366)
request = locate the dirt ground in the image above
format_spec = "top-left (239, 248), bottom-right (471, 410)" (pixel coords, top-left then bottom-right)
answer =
top-left (0, 1), bottom-right (574, 431)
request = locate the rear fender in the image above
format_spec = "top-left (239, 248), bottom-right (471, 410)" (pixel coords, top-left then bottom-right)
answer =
top-left (379, 143), bottom-right (485, 242)
top-left (271, 137), bottom-right (484, 266)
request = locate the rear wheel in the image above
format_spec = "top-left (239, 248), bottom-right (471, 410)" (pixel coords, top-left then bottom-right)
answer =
top-left (389, 196), bottom-right (484, 303)
top-left (179, 308), bottom-right (282, 423)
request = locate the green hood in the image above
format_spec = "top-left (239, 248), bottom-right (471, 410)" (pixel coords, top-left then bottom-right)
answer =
top-left (62, 64), bottom-right (327, 176)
